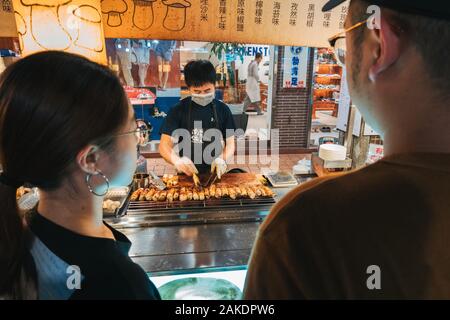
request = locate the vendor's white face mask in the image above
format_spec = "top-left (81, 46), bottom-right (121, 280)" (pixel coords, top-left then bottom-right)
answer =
top-left (192, 92), bottom-right (215, 107)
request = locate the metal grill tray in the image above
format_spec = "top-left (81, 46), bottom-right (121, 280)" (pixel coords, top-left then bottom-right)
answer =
top-left (127, 197), bottom-right (276, 214)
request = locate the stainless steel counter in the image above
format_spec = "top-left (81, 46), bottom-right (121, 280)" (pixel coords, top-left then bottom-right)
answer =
top-left (106, 186), bottom-right (295, 275)
top-left (122, 222), bottom-right (261, 275)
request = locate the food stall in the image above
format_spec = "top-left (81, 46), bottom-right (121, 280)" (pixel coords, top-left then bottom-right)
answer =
top-left (3, 0), bottom-right (352, 299)
top-left (103, 171), bottom-right (309, 299)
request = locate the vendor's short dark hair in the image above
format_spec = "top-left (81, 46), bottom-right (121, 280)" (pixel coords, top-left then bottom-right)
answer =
top-left (184, 60), bottom-right (216, 87)
top-left (255, 53), bottom-right (262, 59)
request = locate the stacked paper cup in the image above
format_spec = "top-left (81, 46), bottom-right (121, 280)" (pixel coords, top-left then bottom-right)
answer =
top-left (319, 144), bottom-right (347, 161)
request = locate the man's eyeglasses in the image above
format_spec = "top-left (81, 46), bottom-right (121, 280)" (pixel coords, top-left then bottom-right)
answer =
top-left (328, 19), bottom-right (369, 66)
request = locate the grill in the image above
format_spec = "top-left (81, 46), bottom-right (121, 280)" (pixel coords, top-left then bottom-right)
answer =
top-left (127, 197), bottom-right (276, 215)
top-left (106, 172), bottom-right (282, 228)
top-left (106, 195), bottom-right (276, 228)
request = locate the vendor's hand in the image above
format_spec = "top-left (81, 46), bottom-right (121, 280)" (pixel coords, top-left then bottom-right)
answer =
top-left (174, 156), bottom-right (198, 176)
top-left (211, 158), bottom-right (227, 179)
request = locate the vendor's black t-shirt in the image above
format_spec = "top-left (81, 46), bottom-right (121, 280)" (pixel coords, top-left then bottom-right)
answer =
top-left (160, 97), bottom-right (236, 173)
top-left (28, 211), bottom-right (161, 300)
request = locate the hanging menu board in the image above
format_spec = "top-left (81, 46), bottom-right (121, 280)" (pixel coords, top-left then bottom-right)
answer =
top-left (101, 0), bottom-right (349, 47)
top-left (2, 0), bottom-right (349, 48)
top-left (0, 0), bottom-right (17, 37)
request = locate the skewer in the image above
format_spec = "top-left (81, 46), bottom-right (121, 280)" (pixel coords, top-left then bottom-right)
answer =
top-left (158, 190), bottom-right (167, 201)
top-left (215, 187), bottom-right (222, 198)
top-left (145, 188), bottom-right (156, 201)
top-left (252, 186), bottom-right (262, 197)
top-left (209, 185), bottom-right (216, 197)
top-left (234, 186), bottom-right (241, 198)
top-left (229, 187), bottom-right (237, 199)
top-left (152, 190), bottom-right (160, 201)
top-left (221, 187), bottom-right (228, 197)
top-left (130, 188), bottom-right (142, 201)
top-left (139, 188), bottom-right (148, 201)
top-left (167, 188), bottom-right (175, 202)
top-left (262, 186), bottom-right (274, 197)
top-left (247, 187), bottom-right (256, 199)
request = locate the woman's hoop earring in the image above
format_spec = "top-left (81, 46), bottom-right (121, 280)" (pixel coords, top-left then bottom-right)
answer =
top-left (85, 169), bottom-right (110, 197)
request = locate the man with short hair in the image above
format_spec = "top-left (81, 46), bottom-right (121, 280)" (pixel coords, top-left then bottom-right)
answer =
top-left (159, 60), bottom-right (236, 178)
top-left (244, 53), bottom-right (263, 115)
top-left (244, 0), bottom-right (450, 299)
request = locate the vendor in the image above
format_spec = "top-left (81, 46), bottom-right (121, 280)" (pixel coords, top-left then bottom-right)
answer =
top-left (159, 60), bottom-right (236, 178)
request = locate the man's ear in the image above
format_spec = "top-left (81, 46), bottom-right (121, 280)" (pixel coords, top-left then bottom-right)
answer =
top-left (76, 145), bottom-right (100, 174)
top-left (368, 14), bottom-right (402, 82)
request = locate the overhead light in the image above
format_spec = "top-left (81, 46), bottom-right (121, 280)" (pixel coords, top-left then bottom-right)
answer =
top-left (12, 0), bottom-right (107, 65)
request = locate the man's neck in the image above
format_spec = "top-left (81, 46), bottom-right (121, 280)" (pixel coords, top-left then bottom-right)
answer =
top-left (382, 103), bottom-right (450, 157)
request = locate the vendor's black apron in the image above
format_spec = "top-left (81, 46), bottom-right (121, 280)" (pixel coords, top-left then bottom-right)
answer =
top-left (183, 100), bottom-right (223, 174)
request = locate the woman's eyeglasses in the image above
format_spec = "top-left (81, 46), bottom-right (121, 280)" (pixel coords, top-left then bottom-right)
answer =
top-left (115, 122), bottom-right (151, 147)
top-left (328, 18), bottom-right (369, 67)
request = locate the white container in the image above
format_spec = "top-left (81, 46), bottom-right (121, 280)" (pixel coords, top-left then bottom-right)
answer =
top-left (293, 158), bottom-right (312, 174)
top-left (319, 144), bottom-right (346, 161)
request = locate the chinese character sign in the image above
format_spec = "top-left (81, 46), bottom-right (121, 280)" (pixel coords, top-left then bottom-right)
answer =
top-left (99, 0), bottom-right (348, 48)
top-left (282, 46), bottom-right (309, 88)
top-left (0, 0), bottom-right (16, 36)
top-left (3, 0), bottom-right (349, 47)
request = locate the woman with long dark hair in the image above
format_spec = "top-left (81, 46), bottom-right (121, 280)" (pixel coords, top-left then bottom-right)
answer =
top-left (0, 51), bottom-right (160, 299)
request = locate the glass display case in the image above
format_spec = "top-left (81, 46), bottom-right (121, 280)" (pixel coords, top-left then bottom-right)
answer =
top-left (149, 267), bottom-right (247, 300)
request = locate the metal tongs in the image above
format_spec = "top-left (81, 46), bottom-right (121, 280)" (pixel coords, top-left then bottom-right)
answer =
top-left (149, 170), bottom-right (166, 190)
top-left (203, 168), bottom-right (220, 188)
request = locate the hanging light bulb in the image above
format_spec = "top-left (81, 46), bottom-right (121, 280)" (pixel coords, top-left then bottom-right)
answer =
top-left (12, 0), bottom-right (107, 64)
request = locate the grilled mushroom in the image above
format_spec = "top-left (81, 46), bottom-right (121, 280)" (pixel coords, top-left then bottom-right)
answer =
top-left (209, 185), bottom-right (216, 198)
top-left (139, 188), bottom-right (148, 201)
top-left (145, 188), bottom-right (155, 201)
top-left (247, 187), bottom-right (256, 199)
top-left (215, 187), bottom-right (222, 199)
top-left (130, 188), bottom-right (143, 201)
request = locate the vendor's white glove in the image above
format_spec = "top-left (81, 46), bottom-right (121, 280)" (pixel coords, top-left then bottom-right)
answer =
top-left (211, 158), bottom-right (227, 179)
top-left (174, 156), bottom-right (198, 176)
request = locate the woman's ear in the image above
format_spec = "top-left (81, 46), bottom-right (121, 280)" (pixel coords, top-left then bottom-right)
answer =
top-left (368, 14), bottom-right (402, 82)
top-left (76, 145), bottom-right (100, 174)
